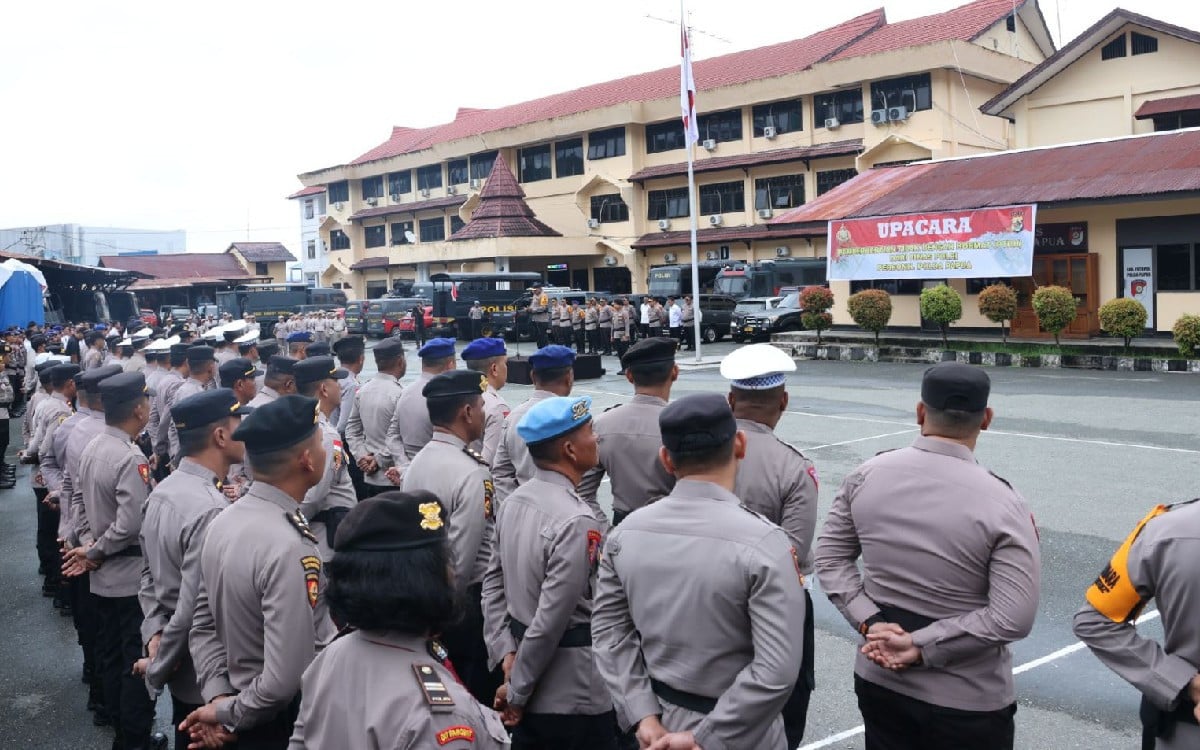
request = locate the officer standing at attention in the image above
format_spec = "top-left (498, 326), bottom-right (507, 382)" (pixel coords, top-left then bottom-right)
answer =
top-left (577, 338), bottom-right (677, 527)
top-left (527, 285), bottom-right (550, 349)
top-left (815, 363), bottom-right (1041, 750)
top-left (34, 364), bottom-right (77, 595)
top-left (384, 337), bottom-right (457, 483)
top-left (592, 392), bottom-right (805, 750)
top-left (719, 343), bottom-right (819, 747)
top-left (345, 338), bottom-right (406, 498)
top-left (330, 335), bottom-right (365, 435)
top-left (248, 355), bottom-right (298, 408)
top-left (402, 370), bottom-right (498, 703)
top-left (287, 492), bottom-right (510, 749)
top-left (482, 396), bottom-right (615, 749)
top-left (1073, 499), bottom-right (1200, 748)
top-left (287, 330), bottom-right (313, 359)
top-left (469, 300), bottom-right (485, 340)
top-left (253, 340), bottom-right (281, 393)
top-left (138, 389), bottom-right (249, 750)
top-left (293, 356), bottom-right (357, 564)
top-left (217, 357), bottom-right (262, 497)
top-left (597, 298), bottom-right (613, 356)
top-left (183, 395), bottom-right (334, 749)
top-left (81, 330), bottom-right (107, 371)
top-left (152, 344), bottom-right (191, 478)
top-left (462, 337), bottom-right (510, 464)
top-left (63, 372), bottom-right (159, 750)
top-left (166, 345), bottom-right (217, 464)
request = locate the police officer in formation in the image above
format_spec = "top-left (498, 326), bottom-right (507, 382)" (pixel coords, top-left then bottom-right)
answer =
top-left (385, 337), bottom-right (457, 481)
top-left (345, 337), bottom-right (405, 497)
top-left (462, 337), bottom-right (510, 464)
top-left (293, 356), bottom-right (357, 561)
top-left (248, 354), bottom-right (297, 408)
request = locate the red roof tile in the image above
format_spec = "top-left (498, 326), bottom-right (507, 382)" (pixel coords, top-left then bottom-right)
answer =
top-left (772, 129), bottom-right (1200, 221)
top-left (628, 140), bottom-right (863, 183)
top-left (98, 253), bottom-right (252, 279)
top-left (450, 156), bottom-right (561, 241)
top-left (830, 0), bottom-right (1022, 61)
top-left (349, 256), bottom-right (391, 270)
top-left (349, 196), bottom-right (467, 221)
top-left (1135, 93), bottom-right (1200, 118)
top-left (288, 185), bottom-right (325, 199)
top-left (631, 223), bottom-right (824, 250)
top-left (226, 242), bottom-right (297, 262)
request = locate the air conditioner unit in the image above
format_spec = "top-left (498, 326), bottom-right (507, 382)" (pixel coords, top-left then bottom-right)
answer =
top-left (763, 126), bottom-right (778, 139)
top-left (775, 245), bottom-right (791, 257)
top-left (603, 255), bottom-right (618, 266)
top-left (757, 208), bottom-right (773, 219)
top-left (870, 109), bottom-right (889, 126)
top-left (708, 215), bottom-right (723, 226)
top-left (419, 188), bottom-right (431, 198)
top-left (587, 218), bottom-right (600, 229)
top-left (446, 185), bottom-right (458, 195)
top-left (657, 219), bottom-right (671, 231)
top-left (824, 117), bottom-right (840, 130)
top-left (389, 193), bottom-right (401, 202)
top-left (333, 202), bottom-right (344, 211)
top-left (469, 178), bottom-right (481, 189)
top-left (705, 250), bottom-right (718, 261)
top-left (888, 106), bottom-right (910, 122)
top-left (663, 252), bottom-right (677, 263)
top-left (702, 138), bottom-right (717, 151)
top-left (365, 197), bottom-right (378, 206)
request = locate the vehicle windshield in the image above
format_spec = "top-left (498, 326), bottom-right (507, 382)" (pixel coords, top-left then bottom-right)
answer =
top-left (735, 300), bottom-right (767, 313)
top-left (714, 275), bottom-right (749, 296)
top-left (780, 293), bottom-right (800, 308)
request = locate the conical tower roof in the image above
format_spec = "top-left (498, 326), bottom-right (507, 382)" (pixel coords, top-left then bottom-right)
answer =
top-left (449, 154), bottom-right (562, 240)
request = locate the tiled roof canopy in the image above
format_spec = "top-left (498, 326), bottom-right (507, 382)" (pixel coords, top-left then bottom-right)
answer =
top-left (829, 0), bottom-right (1033, 60)
top-left (349, 256), bottom-right (391, 270)
top-left (288, 185), bottom-right (325, 199)
top-left (226, 242), bottom-right (296, 262)
top-left (98, 253), bottom-right (253, 279)
top-left (628, 140), bottom-right (864, 183)
top-left (632, 223), bottom-right (824, 250)
top-left (350, 196), bottom-right (467, 221)
top-left (1135, 93), bottom-right (1200, 118)
top-left (449, 156), bottom-right (562, 241)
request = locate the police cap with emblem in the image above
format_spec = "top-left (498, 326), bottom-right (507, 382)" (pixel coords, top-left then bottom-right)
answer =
top-left (372, 338), bottom-right (405, 361)
top-left (921, 362), bottom-right (990, 412)
top-left (418, 337), bottom-right (456, 361)
top-left (80, 364), bottom-right (124, 393)
top-left (719, 343), bottom-right (796, 390)
top-left (49, 363), bottom-right (82, 387)
top-left (305, 341), bottom-right (331, 358)
top-left (659, 392), bottom-right (737, 453)
top-left (333, 490), bottom-right (446, 552)
top-left (518, 395), bottom-right (593, 447)
top-left (99, 371), bottom-right (155, 409)
top-left (232, 394), bottom-right (320, 454)
top-left (267, 355), bottom-right (298, 376)
top-left (173, 388), bottom-right (253, 432)
top-left (422, 370), bottom-right (486, 400)
top-left (620, 337), bottom-right (677, 369)
top-left (218, 357), bottom-right (263, 388)
top-left (293, 355), bottom-right (349, 388)
top-left (529, 344), bottom-right (575, 372)
top-left (461, 337), bottom-right (506, 361)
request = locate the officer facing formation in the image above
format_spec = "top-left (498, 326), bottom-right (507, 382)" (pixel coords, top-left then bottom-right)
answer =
top-left (462, 337), bottom-right (510, 464)
top-left (345, 338), bottom-right (406, 497)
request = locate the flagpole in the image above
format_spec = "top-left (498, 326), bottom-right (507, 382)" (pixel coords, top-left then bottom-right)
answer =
top-left (686, 140), bottom-right (702, 363)
top-left (680, 0), bottom-right (703, 362)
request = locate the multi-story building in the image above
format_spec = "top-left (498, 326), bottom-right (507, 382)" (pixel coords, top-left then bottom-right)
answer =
top-left (295, 0), bottom-right (1054, 299)
top-left (0, 224), bottom-right (187, 267)
top-left (287, 186), bottom-right (328, 286)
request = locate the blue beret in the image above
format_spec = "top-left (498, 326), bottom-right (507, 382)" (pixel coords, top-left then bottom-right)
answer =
top-left (461, 337), bottom-right (506, 360)
top-left (529, 344), bottom-right (576, 372)
top-left (286, 331), bottom-right (314, 343)
top-left (94, 324), bottom-right (106, 331)
top-left (517, 395), bottom-right (593, 446)
top-left (418, 337), bottom-right (456, 360)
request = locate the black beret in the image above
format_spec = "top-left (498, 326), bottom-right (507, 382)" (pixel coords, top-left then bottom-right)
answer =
top-left (218, 357), bottom-right (263, 388)
top-left (80, 364), bottom-right (124, 394)
top-left (333, 491), bottom-right (447, 552)
top-left (659, 392), bottom-right (737, 454)
top-left (186, 345), bottom-right (216, 363)
top-left (921, 362), bottom-right (990, 412)
top-left (84, 331), bottom-right (105, 345)
top-left (422, 370), bottom-right (487, 400)
top-left (99, 371), bottom-right (154, 408)
top-left (232, 394), bottom-right (320, 454)
top-left (373, 338), bottom-right (405, 360)
top-left (305, 341), bottom-right (331, 358)
top-left (620, 336), bottom-right (677, 369)
top-left (267, 355), bottom-right (298, 376)
top-left (333, 336), bottom-right (365, 358)
top-left (30, 335), bottom-right (47, 348)
top-left (49, 363), bottom-right (82, 387)
top-left (293, 356), bottom-right (348, 388)
top-left (35, 360), bottom-right (59, 374)
top-left (169, 343), bottom-right (190, 366)
top-left (173, 388), bottom-right (252, 432)
top-left (257, 340), bottom-right (281, 360)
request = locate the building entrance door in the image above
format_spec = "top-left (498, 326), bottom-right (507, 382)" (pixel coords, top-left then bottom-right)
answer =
top-left (1010, 253), bottom-right (1100, 338)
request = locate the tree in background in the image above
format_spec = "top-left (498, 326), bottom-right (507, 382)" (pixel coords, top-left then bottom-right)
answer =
top-left (977, 283), bottom-right (1018, 344)
top-left (1031, 285), bottom-right (1078, 347)
top-left (1098, 298), bottom-right (1147, 351)
top-left (919, 284), bottom-right (962, 348)
top-left (1173, 313), bottom-right (1200, 358)
top-left (846, 289), bottom-right (892, 347)
top-left (799, 286), bottom-right (834, 346)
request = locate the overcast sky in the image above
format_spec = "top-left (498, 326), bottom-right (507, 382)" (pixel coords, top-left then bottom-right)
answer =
top-left (3, 0), bottom-right (1197, 257)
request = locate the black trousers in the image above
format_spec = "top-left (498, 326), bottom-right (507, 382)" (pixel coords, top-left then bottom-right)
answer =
top-left (359, 482), bottom-right (393, 500)
top-left (783, 590), bottom-right (816, 749)
top-left (471, 319), bottom-right (483, 340)
top-left (681, 323), bottom-right (695, 350)
top-left (441, 583), bottom-right (501, 705)
top-left (511, 710), bottom-right (618, 750)
top-left (70, 575), bottom-right (100, 680)
top-left (613, 338), bottom-right (629, 365)
top-left (533, 322), bottom-right (549, 349)
top-left (34, 487), bottom-right (60, 580)
top-left (647, 326), bottom-right (663, 339)
top-left (342, 441), bottom-right (368, 501)
top-left (226, 696), bottom-right (300, 750)
top-left (586, 329), bottom-right (599, 354)
top-left (95, 594), bottom-right (156, 749)
top-left (0, 416), bottom-right (10, 464)
top-left (599, 328), bottom-right (612, 354)
top-left (413, 325), bottom-right (425, 346)
top-left (574, 327), bottom-right (585, 351)
top-left (855, 675), bottom-right (1016, 750)
top-left (172, 695), bottom-right (201, 750)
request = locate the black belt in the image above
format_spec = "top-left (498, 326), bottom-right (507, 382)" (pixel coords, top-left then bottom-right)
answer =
top-left (112, 545), bottom-right (143, 558)
top-left (310, 507), bottom-right (351, 548)
top-left (651, 678), bottom-right (717, 714)
top-left (878, 604), bottom-right (936, 633)
top-left (508, 618), bottom-right (592, 648)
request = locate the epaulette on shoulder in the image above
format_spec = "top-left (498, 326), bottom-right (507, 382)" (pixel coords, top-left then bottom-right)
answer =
top-left (462, 445), bottom-right (488, 466)
top-left (738, 503), bottom-right (774, 526)
top-left (874, 447), bottom-right (899, 457)
top-left (988, 470), bottom-right (1014, 490)
top-left (1168, 497), bottom-right (1200, 510)
top-left (285, 510), bottom-right (319, 545)
top-left (776, 436), bottom-right (809, 460)
top-left (603, 403), bottom-right (622, 413)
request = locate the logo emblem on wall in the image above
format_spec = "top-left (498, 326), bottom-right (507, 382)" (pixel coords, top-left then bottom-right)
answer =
top-left (1131, 280), bottom-right (1147, 296)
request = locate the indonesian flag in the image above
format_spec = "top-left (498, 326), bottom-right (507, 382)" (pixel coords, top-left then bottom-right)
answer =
top-left (680, 25), bottom-right (699, 147)
top-left (450, 282), bottom-right (458, 302)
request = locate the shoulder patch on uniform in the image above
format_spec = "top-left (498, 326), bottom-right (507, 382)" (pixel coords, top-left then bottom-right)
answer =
top-left (482, 479), bottom-right (495, 521)
top-left (413, 663), bottom-right (455, 713)
top-left (286, 510), bottom-right (319, 545)
top-left (806, 464), bottom-right (819, 490)
top-left (332, 438), bottom-right (344, 471)
top-left (587, 529), bottom-right (602, 566)
top-left (988, 470), bottom-right (1013, 490)
top-left (436, 725), bottom-right (475, 745)
top-left (463, 445), bottom-right (488, 466)
top-left (300, 555), bottom-right (321, 609)
top-left (1085, 504), bottom-right (1168, 623)
top-left (791, 546), bottom-right (805, 587)
top-left (138, 463), bottom-right (151, 485)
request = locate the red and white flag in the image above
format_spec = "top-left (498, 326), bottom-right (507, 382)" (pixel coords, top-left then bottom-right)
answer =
top-left (680, 24), bottom-right (699, 147)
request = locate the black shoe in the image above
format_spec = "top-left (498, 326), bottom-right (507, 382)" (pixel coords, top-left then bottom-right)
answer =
top-left (37, 563), bottom-right (46, 576)
top-left (92, 711), bottom-right (111, 727)
top-left (148, 732), bottom-right (169, 750)
top-left (83, 666), bottom-right (93, 684)
top-left (43, 585), bottom-right (57, 598)
top-left (0, 479), bottom-right (15, 490)
top-left (59, 605), bottom-right (73, 617)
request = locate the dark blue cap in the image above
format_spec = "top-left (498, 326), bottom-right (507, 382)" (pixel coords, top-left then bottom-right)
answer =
top-left (80, 364), bottom-right (124, 394)
top-left (461, 337), bottom-right (506, 360)
top-left (286, 331), bottom-right (314, 343)
top-left (218, 357), bottom-right (263, 388)
top-left (423, 370), bottom-right (487, 400)
top-left (305, 341), bottom-right (331, 358)
top-left (659, 393), bottom-right (736, 454)
top-left (334, 491), bottom-right (446, 552)
top-left (49, 363), bottom-right (82, 386)
top-left (517, 395), bottom-right (592, 446)
top-left (418, 337), bottom-right (456, 360)
top-left (267, 355), bottom-right (298, 376)
top-left (173, 388), bottom-right (252, 431)
top-left (232, 394), bottom-right (320, 454)
top-left (186, 345), bottom-right (215, 363)
top-left (530, 345), bottom-right (576, 372)
top-left (99, 371), bottom-right (155, 408)
top-left (293, 356), bottom-right (348, 388)
top-left (373, 338), bottom-right (405, 360)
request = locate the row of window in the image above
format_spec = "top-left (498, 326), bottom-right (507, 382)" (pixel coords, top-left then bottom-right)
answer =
top-left (360, 216), bottom-right (469, 248)
top-left (1101, 31), bottom-right (1159, 61)
top-left (645, 169), bottom-right (854, 220)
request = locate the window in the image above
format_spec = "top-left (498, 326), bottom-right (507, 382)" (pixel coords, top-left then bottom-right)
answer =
top-left (518, 144), bottom-right (552, 182)
top-left (555, 138), bottom-right (584, 177)
top-left (814, 88), bottom-right (864, 125)
top-left (1006, 14), bottom-right (1016, 32)
top-left (417, 164), bottom-right (443, 191)
top-left (255, 262), bottom-right (270, 276)
top-left (754, 174), bottom-right (805, 210)
top-left (699, 181), bottom-right (745, 214)
top-left (697, 109), bottom-right (743, 143)
top-left (850, 279), bottom-right (923, 295)
top-left (306, 240), bottom-right (316, 260)
top-left (1152, 111), bottom-right (1200, 132)
top-left (470, 151), bottom-right (499, 180)
top-left (752, 100), bottom-right (803, 137)
top-left (1157, 244), bottom-right (1197, 291)
top-left (303, 200), bottom-right (314, 220)
top-left (448, 159), bottom-right (469, 185)
top-left (646, 120), bottom-right (686, 153)
top-left (390, 221), bottom-right (413, 245)
top-left (966, 278), bottom-right (1009, 294)
top-left (870, 73), bottom-right (932, 113)
top-left (327, 181), bottom-right (350, 204)
top-left (388, 171), bottom-right (411, 196)
top-left (364, 225), bottom-right (386, 248)
top-left (419, 217), bottom-right (446, 242)
top-left (1131, 31), bottom-right (1158, 55)
top-left (329, 229), bottom-right (350, 250)
top-left (817, 168), bottom-right (857, 196)
top-left (587, 127), bottom-right (626, 159)
top-left (647, 187), bottom-right (691, 220)
top-left (1101, 35), bottom-right (1127, 60)
top-left (450, 216), bottom-right (465, 235)
top-left (590, 194), bottom-right (629, 223)
top-left (360, 176), bottom-right (384, 200)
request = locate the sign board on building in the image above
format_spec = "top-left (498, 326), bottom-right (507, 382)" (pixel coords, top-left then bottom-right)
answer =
top-left (827, 204), bottom-right (1037, 281)
top-left (1121, 247), bottom-right (1155, 328)
top-left (1035, 222), bottom-right (1087, 253)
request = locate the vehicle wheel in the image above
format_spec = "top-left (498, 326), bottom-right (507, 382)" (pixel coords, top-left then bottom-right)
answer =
top-left (702, 326), bottom-right (718, 344)
top-left (732, 334), bottom-right (744, 343)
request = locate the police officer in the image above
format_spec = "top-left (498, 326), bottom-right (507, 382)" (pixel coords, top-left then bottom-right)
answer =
top-left (293, 356), bottom-right (356, 563)
top-left (592, 392), bottom-right (805, 750)
top-left (35, 363), bottom-right (77, 593)
top-left (248, 355), bottom-right (298, 408)
top-left (462, 337), bottom-right (510, 464)
top-left (81, 330), bottom-right (107, 370)
top-left (611, 300), bottom-right (632, 364)
top-left (720, 343), bottom-right (819, 747)
top-left (218, 356), bottom-right (261, 405)
top-left (62, 371), bottom-right (159, 750)
top-left (597, 298), bottom-right (613, 355)
top-left (527, 285), bottom-right (550, 349)
top-left (584, 300), bottom-right (600, 354)
top-left (402, 370), bottom-right (497, 703)
top-left (345, 338), bottom-right (406, 498)
top-left (183, 395), bottom-right (335, 749)
top-left (680, 295), bottom-right (695, 351)
top-left (166, 345), bottom-right (218, 463)
top-left (815, 363), bottom-right (1041, 750)
top-left (491, 345), bottom-right (574, 504)
top-left (138, 389), bottom-right (249, 750)
top-left (1073, 500), bottom-right (1200, 749)
top-left (384, 338), bottom-right (456, 483)
top-left (469, 300), bottom-right (485, 340)
top-left (254, 340), bottom-right (281, 392)
top-left (287, 492), bottom-right (510, 749)
top-left (152, 344), bottom-right (191, 478)
top-left (578, 338), bottom-right (677, 527)
top-left (482, 396), bottom-right (615, 749)
top-left (287, 329), bottom-right (313, 359)
top-left (330, 335), bottom-right (365, 435)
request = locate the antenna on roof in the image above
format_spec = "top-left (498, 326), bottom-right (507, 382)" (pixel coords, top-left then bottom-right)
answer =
top-left (644, 12), bottom-right (733, 49)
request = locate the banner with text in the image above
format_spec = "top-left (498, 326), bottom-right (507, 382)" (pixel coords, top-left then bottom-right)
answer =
top-left (827, 204), bottom-right (1037, 281)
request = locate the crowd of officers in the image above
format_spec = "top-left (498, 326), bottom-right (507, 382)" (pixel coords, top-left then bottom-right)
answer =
top-left (14, 313), bottom-right (1200, 750)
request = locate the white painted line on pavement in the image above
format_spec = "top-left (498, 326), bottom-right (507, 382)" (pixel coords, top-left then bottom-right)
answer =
top-left (801, 429), bottom-right (918, 452)
top-left (785, 410), bottom-right (914, 428)
top-left (798, 609), bottom-right (1162, 750)
top-left (986, 430), bottom-right (1200, 455)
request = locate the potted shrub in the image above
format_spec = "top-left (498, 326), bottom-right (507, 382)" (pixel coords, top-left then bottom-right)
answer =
top-left (800, 286), bottom-right (834, 346)
top-left (977, 283), bottom-right (1018, 344)
top-left (919, 283), bottom-right (962, 348)
top-left (846, 289), bottom-right (892, 347)
top-left (1031, 285), bottom-right (1077, 346)
top-left (1174, 313), bottom-right (1200, 358)
top-left (1098, 298), bottom-right (1148, 352)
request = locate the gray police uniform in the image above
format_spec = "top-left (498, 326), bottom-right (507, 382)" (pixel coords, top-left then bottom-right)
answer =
top-left (474, 384), bottom-right (510, 465)
top-left (344, 372), bottom-right (403, 488)
top-left (166, 377), bottom-right (209, 461)
top-left (65, 411), bottom-right (108, 545)
top-left (82, 347), bottom-right (104, 371)
top-left (489, 390), bottom-right (553, 504)
top-left (577, 394), bottom-right (674, 525)
top-left (287, 631), bottom-right (510, 750)
top-left (332, 370), bottom-right (359, 435)
top-left (1073, 499), bottom-right (1200, 749)
top-left (592, 478), bottom-right (805, 750)
top-left (385, 371), bottom-right (435, 465)
top-left (299, 413), bottom-right (357, 562)
top-left (247, 384), bottom-right (281, 409)
top-left (152, 370), bottom-right (185, 458)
